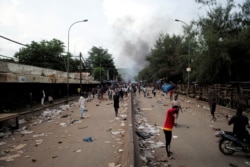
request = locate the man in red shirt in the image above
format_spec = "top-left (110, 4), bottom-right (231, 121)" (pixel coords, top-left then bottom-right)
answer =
top-left (163, 105), bottom-right (179, 159)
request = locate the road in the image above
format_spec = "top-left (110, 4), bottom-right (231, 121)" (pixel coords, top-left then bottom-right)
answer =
top-left (0, 95), bottom-right (131, 167)
top-left (1, 89), bottom-right (250, 167)
top-left (134, 89), bottom-right (250, 167)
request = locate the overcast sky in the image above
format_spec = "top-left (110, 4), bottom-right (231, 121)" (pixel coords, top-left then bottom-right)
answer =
top-left (0, 0), bottom-right (207, 78)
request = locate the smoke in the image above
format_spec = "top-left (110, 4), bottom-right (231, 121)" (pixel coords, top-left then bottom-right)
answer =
top-left (103, 0), bottom-right (193, 82)
top-left (118, 38), bottom-right (150, 81)
top-left (111, 16), bottom-right (151, 81)
top-left (111, 15), bottom-right (175, 82)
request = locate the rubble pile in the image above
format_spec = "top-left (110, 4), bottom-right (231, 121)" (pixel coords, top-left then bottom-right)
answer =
top-left (134, 107), bottom-right (165, 166)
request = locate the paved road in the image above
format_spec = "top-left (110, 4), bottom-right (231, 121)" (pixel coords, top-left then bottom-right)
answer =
top-left (134, 89), bottom-right (250, 167)
top-left (1, 90), bottom-right (250, 167)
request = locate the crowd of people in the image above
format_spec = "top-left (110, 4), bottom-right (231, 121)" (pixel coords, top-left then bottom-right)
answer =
top-left (77, 81), bottom-right (250, 162)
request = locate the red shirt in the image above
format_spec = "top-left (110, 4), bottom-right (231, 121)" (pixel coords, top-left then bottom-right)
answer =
top-left (163, 108), bottom-right (176, 131)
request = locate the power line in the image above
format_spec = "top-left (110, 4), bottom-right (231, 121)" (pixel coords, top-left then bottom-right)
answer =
top-left (0, 35), bottom-right (28, 47)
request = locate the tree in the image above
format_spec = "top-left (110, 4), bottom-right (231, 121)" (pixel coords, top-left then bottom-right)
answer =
top-left (194, 0), bottom-right (250, 83)
top-left (136, 0), bottom-right (250, 85)
top-left (14, 39), bottom-right (66, 71)
top-left (137, 33), bottom-right (184, 83)
top-left (86, 46), bottom-right (120, 81)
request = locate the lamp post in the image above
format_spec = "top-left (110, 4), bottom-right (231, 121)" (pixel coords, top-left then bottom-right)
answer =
top-left (99, 54), bottom-right (101, 82)
top-left (79, 52), bottom-right (83, 93)
top-left (66, 19), bottom-right (88, 103)
top-left (99, 56), bottom-right (102, 83)
top-left (175, 19), bottom-right (191, 96)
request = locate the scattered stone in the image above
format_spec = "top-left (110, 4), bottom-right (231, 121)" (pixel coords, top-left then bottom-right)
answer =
top-left (75, 149), bottom-right (82, 153)
top-left (157, 159), bottom-right (168, 162)
top-left (61, 114), bottom-right (69, 118)
top-left (229, 163), bottom-right (238, 167)
top-left (14, 143), bottom-right (27, 150)
top-left (78, 126), bottom-right (88, 129)
top-left (212, 127), bottom-right (221, 131)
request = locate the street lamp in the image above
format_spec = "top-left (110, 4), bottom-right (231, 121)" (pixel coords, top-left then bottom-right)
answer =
top-left (79, 52), bottom-right (83, 93)
top-left (175, 19), bottom-right (191, 96)
top-left (66, 19), bottom-right (88, 103)
top-left (99, 55), bottom-right (102, 83)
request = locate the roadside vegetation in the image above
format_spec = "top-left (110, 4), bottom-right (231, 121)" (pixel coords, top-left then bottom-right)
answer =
top-left (1, 0), bottom-right (249, 84)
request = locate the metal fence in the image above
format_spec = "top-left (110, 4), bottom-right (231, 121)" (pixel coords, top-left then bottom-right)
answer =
top-left (176, 82), bottom-right (250, 111)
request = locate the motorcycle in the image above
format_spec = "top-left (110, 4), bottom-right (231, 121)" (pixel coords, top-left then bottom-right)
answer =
top-left (218, 130), bottom-right (250, 155)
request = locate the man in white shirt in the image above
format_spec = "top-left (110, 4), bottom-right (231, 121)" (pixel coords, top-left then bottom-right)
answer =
top-left (78, 96), bottom-right (86, 119)
top-left (172, 99), bottom-right (182, 126)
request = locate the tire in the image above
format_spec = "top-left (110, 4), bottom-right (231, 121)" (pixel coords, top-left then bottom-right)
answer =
top-left (219, 138), bottom-right (236, 155)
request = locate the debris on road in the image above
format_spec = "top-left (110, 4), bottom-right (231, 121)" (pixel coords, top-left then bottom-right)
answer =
top-left (83, 136), bottom-right (94, 142)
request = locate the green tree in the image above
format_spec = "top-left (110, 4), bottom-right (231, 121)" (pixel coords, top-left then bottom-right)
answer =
top-left (137, 0), bottom-right (250, 85)
top-left (138, 33), bottom-right (184, 83)
top-left (86, 46), bottom-right (120, 81)
top-left (14, 39), bottom-right (66, 71)
top-left (194, 0), bottom-right (250, 83)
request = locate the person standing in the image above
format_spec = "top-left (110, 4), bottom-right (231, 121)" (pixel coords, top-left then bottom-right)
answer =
top-left (108, 88), bottom-right (113, 100)
top-left (78, 96), bottom-right (86, 119)
top-left (123, 86), bottom-right (128, 98)
top-left (174, 92), bottom-right (179, 101)
top-left (119, 88), bottom-right (124, 102)
top-left (163, 105), bottom-right (179, 159)
top-left (209, 98), bottom-right (216, 121)
top-left (92, 87), bottom-right (97, 98)
top-left (113, 91), bottom-right (120, 117)
top-left (172, 99), bottom-right (182, 127)
top-left (152, 87), bottom-right (156, 97)
top-left (77, 87), bottom-right (81, 96)
top-left (228, 107), bottom-right (250, 143)
top-left (41, 90), bottom-right (45, 106)
top-left (169, 89), bottom-right (173, 100)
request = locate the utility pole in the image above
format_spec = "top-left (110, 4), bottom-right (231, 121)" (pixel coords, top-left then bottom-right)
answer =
top-left (79, 52), bottom-right (82, 92)
top-left (175, 19), bottom-right (191, 96)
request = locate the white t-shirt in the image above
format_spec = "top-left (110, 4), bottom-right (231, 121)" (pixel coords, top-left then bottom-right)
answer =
top-left (78, 96), bottom-right (85, 109)
top-left (172, 100), bottom-right (181, 108)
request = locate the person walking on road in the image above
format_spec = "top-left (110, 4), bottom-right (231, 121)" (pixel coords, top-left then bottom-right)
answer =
top-left (152, 87), bottom-right (156, 97)
top-left (113, 91), bottom-right (120, 117)
top-left (209, 98), bottom-right (216, 121)
top-left (228, 107), bottom-right (250, 143)
top-left (163, 105), bottom-right (179, 159)
top-left (78, 96), bottom-right (86, 119)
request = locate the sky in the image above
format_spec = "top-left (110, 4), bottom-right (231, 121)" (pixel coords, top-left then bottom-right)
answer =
top-left (0, 0), bottom-right (206, 80)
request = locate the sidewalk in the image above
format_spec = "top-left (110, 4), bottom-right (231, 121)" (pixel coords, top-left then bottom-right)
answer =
top-left (19, 96), bottom-right (78, 115)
